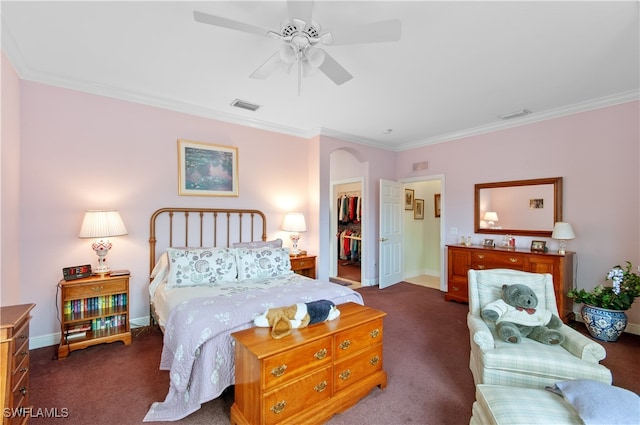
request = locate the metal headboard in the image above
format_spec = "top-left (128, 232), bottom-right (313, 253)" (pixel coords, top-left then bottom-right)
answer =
top-left (149, 207), bottom-right (267, 274)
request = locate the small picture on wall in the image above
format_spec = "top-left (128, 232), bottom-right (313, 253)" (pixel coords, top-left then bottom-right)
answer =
top-left (531, 240), bottom-right (547, 252)
top-left (483, 239), bottom-right (495, 247)
top-left (178, 139), bottom-right (239, 197)
top-left (434, 193), bottom-right (441, 217)
top-left (414, 199), bottom-right (424, 219)
top-left (405, 189), bottom-right (415, 210)
top-left (529, 198), bottom-right (544, 209)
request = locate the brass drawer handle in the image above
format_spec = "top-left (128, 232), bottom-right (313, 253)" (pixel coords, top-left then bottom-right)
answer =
top-left (19, 350), bottom-right (28, 356)
top-left (509, 257), bottom-right (518, 263)
top-left (314, 381), bottom-right (328, 392)
top-left (339, 339), bottom-right (351, 350)
top-left (270, 400), bottom-right (286, 414)
top-left (478, 254), bottom-right (485, 259)
top-left (477, 265), bottom-right (485, 269)
top-left (19, 367), bottom-right (28, 373)
top-left (370, 329), bottom-right (380, 338)
top-left (452, 286), bottom-right (459, 291)
top-left (18, 334), bottom-right (28, 340)
top-left (314, 348), bottom-right (327, 360)
top-left (370, 355), bottom-right (380, 365)
top-left (91, 286), bottom-right (104, 292)
top-left (339, 369), bottom-right (351, 380)
top-left (270, 364), bottom-right (287, 377)
top-left (299, 261), bottom-right (307, 266)
top-left (19, 386), bottom-right (27, 396)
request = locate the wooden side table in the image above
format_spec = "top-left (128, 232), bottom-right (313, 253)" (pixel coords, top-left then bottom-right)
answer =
top-left (290, 254), bottom-right (317, 278)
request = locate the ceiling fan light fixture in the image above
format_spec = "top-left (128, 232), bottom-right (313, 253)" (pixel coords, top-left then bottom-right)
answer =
top-left (307, 48), bottom-right (325, 68)
top-left (231, 99), bottom-right (260, 112)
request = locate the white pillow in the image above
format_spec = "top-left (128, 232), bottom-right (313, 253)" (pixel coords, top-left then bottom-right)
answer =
top-left (236, 247), bottom-right (293, 281)
top-left (167, 247), bottom-right (237, 287)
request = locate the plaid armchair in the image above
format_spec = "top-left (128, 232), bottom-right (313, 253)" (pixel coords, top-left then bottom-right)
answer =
top-left (467, 269), bottom-right (612, 389)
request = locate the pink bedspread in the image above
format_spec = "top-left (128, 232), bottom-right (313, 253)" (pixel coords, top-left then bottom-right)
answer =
top-left (143, 276), bottom-right (363, 421)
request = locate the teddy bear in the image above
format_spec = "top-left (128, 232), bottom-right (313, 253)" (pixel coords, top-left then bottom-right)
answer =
top-left (254, 299), bottom-right (340, 339)
top-left (481, 283), bottom-right (565, 345)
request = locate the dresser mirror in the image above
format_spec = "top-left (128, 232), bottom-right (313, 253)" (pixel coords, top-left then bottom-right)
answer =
top-left (474, 177), bottom-right (562, 237)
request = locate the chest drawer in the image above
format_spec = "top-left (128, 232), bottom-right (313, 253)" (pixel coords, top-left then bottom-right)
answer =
top-left (471, 251), bottom-right (525, 269)
top-left (63, 277), bottom-right (128, 300)
top-left (334, 344), bottom-right (383, 393)
top-left (263, 336), bottom-right (332, 390)
top-left (263, 366), bottom-right (332, 425)
top-left (334, 318), bottom-right (383, 361)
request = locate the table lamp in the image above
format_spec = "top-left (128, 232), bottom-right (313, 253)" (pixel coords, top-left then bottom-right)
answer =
top-left (483, 211), bottom-right (499, 228)
top-left (281, 213), bottom-right (306, 256)
top-left (79, 210), bottom-right (128, 275)
top-left (551, 222), bottom-right (575, 255)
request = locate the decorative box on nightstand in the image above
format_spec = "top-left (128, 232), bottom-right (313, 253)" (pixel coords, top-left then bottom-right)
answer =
top-left (290, 254), bottom-right (316, 278)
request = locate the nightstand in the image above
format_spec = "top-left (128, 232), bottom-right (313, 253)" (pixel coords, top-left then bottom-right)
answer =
top-left (57, 273), bottom-right (131, 359)
top-left (290, 254), bottom-right (317, 278)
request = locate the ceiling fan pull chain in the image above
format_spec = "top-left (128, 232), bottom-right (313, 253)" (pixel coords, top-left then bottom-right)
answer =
top-left (297, 51), bottom-right (302, 96)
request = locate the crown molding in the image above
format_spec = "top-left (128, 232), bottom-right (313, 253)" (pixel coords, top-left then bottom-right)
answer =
top-left (3, 26), bottom-right (637, 153)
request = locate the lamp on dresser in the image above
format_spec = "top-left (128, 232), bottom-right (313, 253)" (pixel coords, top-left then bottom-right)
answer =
top-left (551, 222), bottom-right (575, 255)
top-left (281, 212), bottom-right (306, 255)
top-left (483, 211), bottom-right (499, 228)
top-left (78, 210), bottom-right (128, 275)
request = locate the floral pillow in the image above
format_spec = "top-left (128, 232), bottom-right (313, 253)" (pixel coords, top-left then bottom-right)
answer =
top-left (236, 247), bottom-right (293, 281)
top-left (167, 247), bottom-right (237, 287)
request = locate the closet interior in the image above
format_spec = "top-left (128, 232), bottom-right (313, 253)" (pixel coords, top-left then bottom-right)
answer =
top-left (336, 188), bottom-right (362, 283)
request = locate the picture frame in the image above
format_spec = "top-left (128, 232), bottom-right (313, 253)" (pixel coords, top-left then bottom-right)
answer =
top-left (178, 139), bottom-right (239, 197)
top-left (531, 240), bottom-right (547, 252)
top-left (404, 189), bottom-right (415, 210)
top-left (434, 193), bottom-right (441, 217)
top-left (483, 238), bottom-right (495, 247)
top-left (414, 199), bottom-right (424, 219)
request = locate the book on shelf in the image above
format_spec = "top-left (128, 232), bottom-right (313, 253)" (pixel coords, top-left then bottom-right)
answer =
top-left (64, 331), bottom-right (86, 340)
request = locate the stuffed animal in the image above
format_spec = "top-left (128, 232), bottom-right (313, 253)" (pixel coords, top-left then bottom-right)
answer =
top-left (481, 283), bottom-right (565, 345)
top-left (254, 299), bottom-right (340, 339)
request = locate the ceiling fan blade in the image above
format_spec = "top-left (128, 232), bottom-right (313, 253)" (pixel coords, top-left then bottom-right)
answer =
top-left (317, 50), bottom-right (353, 85)
top-left (249, 51), bottom-right (283, 80)
top-left (194, 11), bottom-right (274, 38)
top-left (329, 19), bottom-right (401, 45)
top-left (287, 1), bottom-right (313, 26)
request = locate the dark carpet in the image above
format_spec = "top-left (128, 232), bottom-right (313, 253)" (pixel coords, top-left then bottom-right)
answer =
top-left (27, 283), bottom-right (639, 425)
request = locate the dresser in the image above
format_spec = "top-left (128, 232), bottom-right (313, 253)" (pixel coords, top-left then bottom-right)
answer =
top-left (230, 302), bottom-right (386, 425)
top-left (1, 304), bottom-right (35, 425)
top-left (447, 245), bottom-right (575, 322)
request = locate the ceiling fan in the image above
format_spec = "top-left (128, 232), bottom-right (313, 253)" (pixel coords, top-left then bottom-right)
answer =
top-left (193, 1), bottom-right (401, 94)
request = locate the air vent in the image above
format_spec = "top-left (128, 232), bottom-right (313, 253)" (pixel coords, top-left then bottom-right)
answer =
top-left (500, 109), bottom-right (532, 120)
top-left (231, 99), bottom-right (260, 112)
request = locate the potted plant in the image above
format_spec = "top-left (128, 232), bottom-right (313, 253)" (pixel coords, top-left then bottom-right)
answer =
top-left (568, 261), bottom-right (640, 341)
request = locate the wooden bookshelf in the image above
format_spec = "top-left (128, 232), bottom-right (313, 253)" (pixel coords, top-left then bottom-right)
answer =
top-left (57, 273), bottom-right (131, 359)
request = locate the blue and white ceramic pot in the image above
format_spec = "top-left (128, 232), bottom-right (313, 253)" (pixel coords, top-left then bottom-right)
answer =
top-left (581, 304), bottom-right (628, 342)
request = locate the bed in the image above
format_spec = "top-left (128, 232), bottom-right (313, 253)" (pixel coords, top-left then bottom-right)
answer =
top-left (143, 208), bottom-right (364, 422)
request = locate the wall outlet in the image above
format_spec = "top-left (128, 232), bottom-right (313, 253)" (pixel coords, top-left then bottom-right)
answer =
top-left (450, 227), bottom-right (458, 235)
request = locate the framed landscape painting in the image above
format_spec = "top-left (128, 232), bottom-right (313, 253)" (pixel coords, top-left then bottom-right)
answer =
top-left (178, 139), bottom-right (239, 196)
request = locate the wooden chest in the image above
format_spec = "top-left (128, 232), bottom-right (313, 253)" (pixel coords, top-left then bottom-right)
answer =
top-left (230, 302), bottom-right (387, 425)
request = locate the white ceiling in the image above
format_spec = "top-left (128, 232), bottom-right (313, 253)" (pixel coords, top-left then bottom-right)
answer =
top-left (2, 1), bottom-right (639, 151)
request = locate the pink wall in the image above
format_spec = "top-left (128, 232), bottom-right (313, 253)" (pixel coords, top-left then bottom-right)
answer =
top-left (396, 101), bottom-right (640, 327)
top-left (1, 51), bottom-right (22, 306)
top-left (18, 80), bottom-right (313, 340)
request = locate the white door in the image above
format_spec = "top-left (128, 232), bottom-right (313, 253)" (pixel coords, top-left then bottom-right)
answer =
top-left (379, 179), bottom-right (404, 288)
